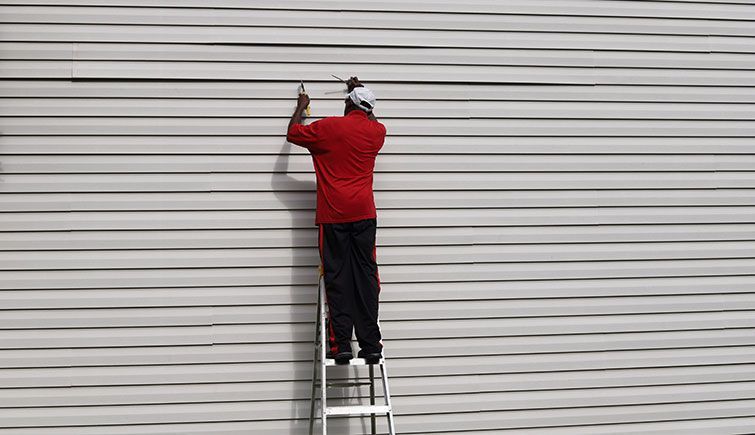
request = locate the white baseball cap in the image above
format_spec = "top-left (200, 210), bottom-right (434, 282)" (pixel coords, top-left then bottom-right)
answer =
top-left (347, 87), bottom-right (376, 112)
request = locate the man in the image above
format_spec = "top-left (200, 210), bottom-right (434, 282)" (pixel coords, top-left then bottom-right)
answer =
top-left (286, 77), bottom-right (386, 364)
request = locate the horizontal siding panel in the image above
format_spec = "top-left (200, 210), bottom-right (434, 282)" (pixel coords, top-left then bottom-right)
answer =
top-left (4, 190), bottom-right (755, 213)
top-left (438, 418), bottom-right (755, 435)
top-left (1, 98), bottom-right (478, 119)
top-left (0, 245), bottom-right (476, 269)
top-left (0, 417), bottom-right (755, 435)
top-left (177, 311), bottom-right (755, 339)
top-left (6, 206), bottom-right (755, 231)
top-left (479, 223), bottom-right (755, 244)
top-left (3, 218), bottom-right (711, 246)
top-left (3, 135), bottom-right (754, 154)
top-left (0, 190), bottom-right (751, 212)
top-left (2, 6), bottom-right (755, 37)
top-left (6, 379), bottom-right (755, 408)
top-left (3, 117), bottom-right (754, 136)
top-left (4, 385), bottom-right (755, 429)
top-left (3, 329), bottom-right (755, 367)
top-left (3, 154), bottom-right (755, 173)
top-left (17, 335), bottom-right (755, 373)
top-left (71, 45), bottom-right (755, 70)
top-left (5, 98), bottom-right (755, 120)
top-left (5, 80), bottom-right (755, 103)
top-left (3, 343), bottom-right (755, 382)
top-left (0, 24), bottom-right (729, 53)
top-left (3, 259), bottom-right (755, 289)
top-left (7, 173), bottom-right (751, 193)
top-left (4, 241), bottom-right (755, 270)
top-left (4, 397), bottom-right (755, 428)
top-left (70, 61), bottom-right (755, 85)
top-left (5, 41), bottom-right (755, 70)
top-left (2, 0), bottom-right (755, 20)
top-left (0, 41), bottom-right (72, 59)
top-left (5, 208), bottom-right (755, 233)
top-left (63, 61), bottom-right (616, 85)
top-left (0, 60), bottom-right (70, 78)
top-left (2, 275), bottom-right (755, 308)
top-left (0, 226), bottom-right (476, 248)
top-left (3, 391), bottom-right (755, 427)
top-left (0, 294), bottom-right (754, 328)
top-left (26, 221), bottom-right (722, 250)
top-left (2, 346), bottom-right (755, 385)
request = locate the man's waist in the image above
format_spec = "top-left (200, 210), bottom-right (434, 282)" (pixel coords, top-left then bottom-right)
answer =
top-left (315, 210), bottom-right (377, 224)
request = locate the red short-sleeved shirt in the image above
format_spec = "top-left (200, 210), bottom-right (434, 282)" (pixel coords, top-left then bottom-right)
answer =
top-left (286, 110), bottom-right (386, 225)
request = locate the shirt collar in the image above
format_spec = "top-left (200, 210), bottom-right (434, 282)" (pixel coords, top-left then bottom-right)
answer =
top-left (346, 109), bottom-right (369, 118)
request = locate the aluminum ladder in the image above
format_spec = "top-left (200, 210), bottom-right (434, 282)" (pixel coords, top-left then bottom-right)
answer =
top-left (308, 270), bottom-right (397, 435)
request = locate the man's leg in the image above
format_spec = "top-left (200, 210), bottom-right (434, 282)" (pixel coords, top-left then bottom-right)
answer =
top-left (350, 218), bottom-right (383, 355)
top-left (318, 223), bottom-right (355, 356)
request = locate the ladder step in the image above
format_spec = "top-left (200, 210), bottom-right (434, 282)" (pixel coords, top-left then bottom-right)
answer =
top-left (325, 405), bottom-right (391, 416)
top-left (325, 357), bottom-right (384, 367)
top-left (325, 381), bottom-right (373, 387)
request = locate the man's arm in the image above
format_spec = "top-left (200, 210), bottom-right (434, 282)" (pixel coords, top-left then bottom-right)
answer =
top-left (286, 92), bottom-right (329, 153)
top-left (287, 93), bottom-right (310, 132)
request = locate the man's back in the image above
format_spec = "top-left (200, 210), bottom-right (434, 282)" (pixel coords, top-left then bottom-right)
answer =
top-left (287, 109), bottom-right (386, 224)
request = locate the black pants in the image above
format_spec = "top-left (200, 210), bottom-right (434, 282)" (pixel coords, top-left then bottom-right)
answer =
top-left (318, 218), bottom-right (382, 354)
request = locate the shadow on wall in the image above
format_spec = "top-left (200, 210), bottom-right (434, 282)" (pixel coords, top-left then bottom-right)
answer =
top-left (270, 138), bottom-right (318, 315)
top-left (271, 139), bottom-right (321, 433)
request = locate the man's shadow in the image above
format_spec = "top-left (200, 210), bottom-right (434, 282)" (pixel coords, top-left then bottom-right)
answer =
top-left (272, 140), bottom-right (356, 434)
top-left (272, 141), bottom-right (318, 432)
top-left (270, 138), bottom-right (317, 319)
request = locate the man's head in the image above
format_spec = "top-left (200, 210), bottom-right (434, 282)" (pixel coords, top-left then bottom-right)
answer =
top-left (344, 86), bottom-right (377, 115)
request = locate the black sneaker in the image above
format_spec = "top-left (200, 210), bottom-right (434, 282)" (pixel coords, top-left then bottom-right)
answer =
top-left (358, 350), bottom-right (382, 364)
top-left (326, 351), bottom-right (353, 364)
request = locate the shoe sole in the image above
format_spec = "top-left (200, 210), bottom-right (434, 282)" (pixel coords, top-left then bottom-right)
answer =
top-left (360, 354), bottom-right (382, 365)
top-left (334, 352), bottom-right (353, 364)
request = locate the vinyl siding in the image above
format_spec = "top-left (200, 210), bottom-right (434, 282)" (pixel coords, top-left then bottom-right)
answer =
top-left (1, 1), bottom-right (755, 434)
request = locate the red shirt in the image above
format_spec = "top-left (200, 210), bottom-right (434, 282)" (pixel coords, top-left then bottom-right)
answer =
top-left (287, 110), bottom-right (386, 224)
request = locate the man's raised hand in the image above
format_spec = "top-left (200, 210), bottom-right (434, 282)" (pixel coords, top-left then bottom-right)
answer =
top-left (297, 93), bottom-right (310, 111)
top-left (346, 76), bottom-right (364, 93)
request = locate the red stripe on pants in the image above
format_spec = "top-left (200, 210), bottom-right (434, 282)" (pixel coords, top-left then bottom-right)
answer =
top-left (318, 224), bottom-right (338, 354)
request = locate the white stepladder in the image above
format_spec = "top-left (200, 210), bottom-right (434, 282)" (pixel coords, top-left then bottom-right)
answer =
top-left (308, 268), bottom-right (396, 435)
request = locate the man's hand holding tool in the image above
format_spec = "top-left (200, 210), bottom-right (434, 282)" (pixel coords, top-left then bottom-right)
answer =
top-left (297, 92), bottom-right (310, 116)
top-left (288, 80), bottom-right (311, 133)
top-left (346, 76), bottom-right (363, 92)
top-left (298, 80), bottom-right (311, 117)
top-left (332, 75), bottom-right (364, 93)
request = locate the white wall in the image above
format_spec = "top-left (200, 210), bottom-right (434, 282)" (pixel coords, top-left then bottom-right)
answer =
top-left (1, 1), bottom-right (755, 433)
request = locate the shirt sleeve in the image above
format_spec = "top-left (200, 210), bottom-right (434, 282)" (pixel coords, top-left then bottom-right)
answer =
top-left (286, 120), bottom-right (328, 154)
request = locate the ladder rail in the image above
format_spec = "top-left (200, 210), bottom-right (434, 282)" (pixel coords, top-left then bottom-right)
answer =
top-left (309, 266), bottom-right (396, 435)
top-left (319, 275), bottom-right (328, 434)
top-left (380, 361), bottom-right (397, 434)
top-left (307, 290), bottom-right (320, 435)
top-left (369, 364), bottom-right (377, 434)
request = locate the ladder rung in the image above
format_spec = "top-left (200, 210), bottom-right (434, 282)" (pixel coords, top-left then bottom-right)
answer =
top-left (325, 405), bottom-right (391, 416)
top-left (325, 381), bottom-right (373, 387)
top-left (325, 357), bottom-right (384, 367)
